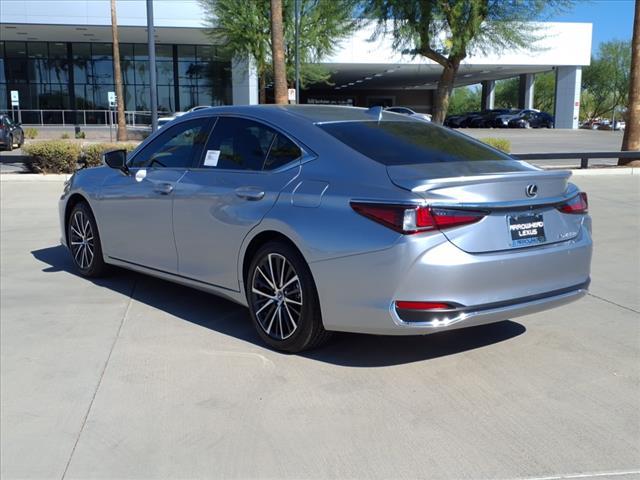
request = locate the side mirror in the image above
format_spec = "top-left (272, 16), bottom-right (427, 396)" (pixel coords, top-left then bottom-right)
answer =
top-left (103, 149), bottom-right (129, 174)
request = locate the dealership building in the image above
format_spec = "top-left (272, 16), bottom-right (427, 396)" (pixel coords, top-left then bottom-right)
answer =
top-left (1, 0), bottom-right (591, 128)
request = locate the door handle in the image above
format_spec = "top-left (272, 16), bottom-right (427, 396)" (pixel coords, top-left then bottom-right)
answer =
top-left (235, 187), bottom-right (265, 201)
top-left (153, 182), bottom-right (174, 195)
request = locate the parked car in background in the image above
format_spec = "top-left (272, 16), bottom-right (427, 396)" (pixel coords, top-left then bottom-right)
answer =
top-left (444, 111), bottom-right (481, 128)
top-left (597, 120), bottom-right (625, 131)
top-left (385, 106), bottom-right (431, 122)
top-left (0, 114), bottom-right (24, 151)
top-left (468, 109), bottom-right (515, 128)
top-left (492, 109), bottom-right (539, 128)
top-left (59, 105), bottom-right (591, 352)
top-left (508, 111), bottom-right (554, 128)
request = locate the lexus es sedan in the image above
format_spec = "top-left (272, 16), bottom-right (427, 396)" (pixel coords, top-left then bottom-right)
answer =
top-left (59, 105), bottom-right (592, 352)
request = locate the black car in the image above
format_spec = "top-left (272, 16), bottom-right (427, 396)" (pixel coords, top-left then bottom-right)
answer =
top-left (468, 109), bottom-right (515, 128)
top-left (444, 111), bottom-right (481, 128)
top-left (492, 109), bottom-right (538, 128)
top-left (508, 111), bottom-right (554, 128)
top-left (0, 114), bottom-right (24, 151)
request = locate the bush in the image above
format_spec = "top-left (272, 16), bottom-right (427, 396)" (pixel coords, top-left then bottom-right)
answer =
top-left (23, 141), bottom-right (82, 174)
top-left (479, 137), bottom-right (511, 153)
top-left (75, 131), bottom-right (86, 139)
top-left (81, 142), bottom-right (138, 168)
top-left (61, 133), bottom-right (70, 139)
top-left (24, 127), bottom-right (38, 139)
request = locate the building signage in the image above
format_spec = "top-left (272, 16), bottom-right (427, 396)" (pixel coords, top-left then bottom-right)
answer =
top-left (306, 97), bottom-right (354, 106)
top-left (108, 91), bottom-right (117, 108)
top-left (288, 88), bottom-right (296, 102)
top-left (10, 90), bottom-right (19, 107)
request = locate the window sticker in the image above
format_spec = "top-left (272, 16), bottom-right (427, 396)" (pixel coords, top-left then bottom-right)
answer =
top-left (204, 150), bottom-right (220, 167)
top-left (135, 169), bottom-right (147, 182)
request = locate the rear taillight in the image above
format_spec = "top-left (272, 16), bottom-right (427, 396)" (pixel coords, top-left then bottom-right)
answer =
top-left (557, 192), bottom-right (588, 215)
top-left (350, 202), bottom-right (485, 234)
top-left (395, 301), bottom-right (453, 310)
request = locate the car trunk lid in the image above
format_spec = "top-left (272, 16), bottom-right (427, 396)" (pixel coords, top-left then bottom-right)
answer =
top-left (387, 162), bottom-right (584, 253)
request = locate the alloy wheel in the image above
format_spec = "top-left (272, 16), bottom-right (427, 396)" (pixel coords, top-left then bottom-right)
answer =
top-left (250, 253), bottom-right (303, 341)
top-left (69, 210), bottom-right (95, 270)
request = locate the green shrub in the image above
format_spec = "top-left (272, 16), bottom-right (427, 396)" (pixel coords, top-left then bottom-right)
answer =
top-left (75, 130), bottom-right (86, 139)
top-left (24, 127), bottom-right (38, 139)
top-left (61, 133), bottom-right (70, 139)
top-left (479, 137), bottom-right (511, 153)
top-left (81, 142), bottom-right (138, 168)
top-left (23, 141), bottom-right (82, 174)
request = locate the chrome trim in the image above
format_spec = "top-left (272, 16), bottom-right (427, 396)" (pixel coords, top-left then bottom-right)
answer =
top-left (389, 286), bottom-right (588, 331)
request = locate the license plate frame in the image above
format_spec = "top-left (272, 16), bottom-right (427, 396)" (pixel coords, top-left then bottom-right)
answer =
top-left (508, 213), bottom-right (546, 247)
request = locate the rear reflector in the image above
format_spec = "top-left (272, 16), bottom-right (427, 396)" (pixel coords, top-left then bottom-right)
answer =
top-left (557, 192), bottom-right (588, 215)
top-left (395, 301), bottom-right (452, 310)
top-left (351, 202), bottom-right (485, 234)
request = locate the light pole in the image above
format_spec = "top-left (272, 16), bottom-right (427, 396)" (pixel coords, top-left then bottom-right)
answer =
top-left (294, 0), bottom-right (300, 104)
top-left (147, 0), bottom-right (158, 132)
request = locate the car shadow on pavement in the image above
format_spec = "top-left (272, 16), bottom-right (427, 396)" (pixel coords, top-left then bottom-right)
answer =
top-left (32, 245), bottom-right (526, 368)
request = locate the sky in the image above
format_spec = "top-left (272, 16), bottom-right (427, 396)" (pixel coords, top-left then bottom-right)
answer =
top-left (548, 0), bottom-right (635, 54)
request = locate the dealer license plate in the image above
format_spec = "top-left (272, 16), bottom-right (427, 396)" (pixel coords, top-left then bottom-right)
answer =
top-left (508, 214), bottom-right (546, 247)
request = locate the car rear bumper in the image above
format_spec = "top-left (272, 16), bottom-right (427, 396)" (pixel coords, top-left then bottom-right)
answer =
top-left (310, 224), bottom-right (592, 335)
top-left (391, 281), bottom-right (588, 332)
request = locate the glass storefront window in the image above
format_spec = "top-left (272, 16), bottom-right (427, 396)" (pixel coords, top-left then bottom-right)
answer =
top-left (49, 42), bottom-right (67, 59)
top-left (27, 42), bottom-right (48, 58)
top-left (93, 60), bottom-right (114, 85)
top-left (178, 61), bottom-right (202, 85)
top-left (157, 85), bottom-right (175, 112)
top-left (120, 43), bottom-right (134, 61)
top-left (135, 61), bottom-right (150, 85)
top-left (5, 42), bottom-right (27, 58)
top-left (48, 59), bottom-right (69, 84)
top-left (177, 45), bottom-right (196, 62)
top-left (5, 59), bottom-right (29, 83)
top-left (156, 61), bottom-right (174, 85)
top-left (134, 43), bottom-right (148, 61)
top-left (179, 86), bottom-right (198, 110)
top-left (92, 43), bottom-right (112, 60)
top-left (72, 43), bottom-right (91, 60)
top-left (156, 44), bottom-right (173, 61)
top-left (135, 85), bottom-right (150, 110)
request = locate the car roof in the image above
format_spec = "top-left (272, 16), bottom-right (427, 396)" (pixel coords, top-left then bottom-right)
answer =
top-left (183, 105), bottom-right (406, 125)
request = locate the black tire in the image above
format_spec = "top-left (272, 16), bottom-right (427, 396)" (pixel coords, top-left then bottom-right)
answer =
top-left (6, 135), bottom-right (13, 151)
top-left (246, 241), bottom-right (331, 352)
top-left (67, 202), bottom-right (108, 278)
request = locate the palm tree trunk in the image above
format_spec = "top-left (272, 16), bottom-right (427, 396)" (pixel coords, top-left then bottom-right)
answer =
top-left (259, 74), bottom-right (267, 104)
top-left (270, 0), bottom-right (288, 104)
top-left (620, 0), bottom-right (640, 165)
top-left (111, 0), bottom-right (127, 141)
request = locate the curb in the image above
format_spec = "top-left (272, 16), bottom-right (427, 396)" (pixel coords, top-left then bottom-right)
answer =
top-left (0, 168), bottom-right (637, 182)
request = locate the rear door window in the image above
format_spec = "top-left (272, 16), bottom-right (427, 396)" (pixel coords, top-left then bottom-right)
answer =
top-left (318, 121), bottom-right (510, 165)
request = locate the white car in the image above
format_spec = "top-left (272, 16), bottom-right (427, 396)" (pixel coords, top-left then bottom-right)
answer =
top-left (385, 106), bottom-right (432, 122)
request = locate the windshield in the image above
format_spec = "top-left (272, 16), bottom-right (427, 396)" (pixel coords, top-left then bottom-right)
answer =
top-left (318, 120), bottom-right (511, 166)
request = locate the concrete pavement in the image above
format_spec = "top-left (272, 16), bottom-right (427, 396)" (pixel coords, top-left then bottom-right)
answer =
top-left (1, 176), bottom-right (638, 479)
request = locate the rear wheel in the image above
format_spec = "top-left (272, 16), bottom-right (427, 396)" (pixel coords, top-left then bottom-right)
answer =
top-left (6, 135), bottom-right (13, 151)
top-left (246, 242), bottom-right (331, 352)
top-left (67, 202), bottom-right (107, 278)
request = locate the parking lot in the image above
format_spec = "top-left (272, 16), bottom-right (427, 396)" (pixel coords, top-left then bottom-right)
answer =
top-left (1, 174), bottom-right (639, 479)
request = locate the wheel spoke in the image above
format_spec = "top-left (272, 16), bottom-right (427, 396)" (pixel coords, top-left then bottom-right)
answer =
top-left (252, 287), bottom-right (277, 300)
top-left (265, 306), bottom-right (278, 335)
top-left (284, 297), bottom-right (302, 306)
top-left (255, 299), bottom-right (274, 316)
top-left (267, 254), bottom-right (277, 290)
top-left (281, 275), bottom-right (299, 290)
top-left (283, 302), bottom-right (297, 330)
top-left (256, 267), bottom-right (276, 291)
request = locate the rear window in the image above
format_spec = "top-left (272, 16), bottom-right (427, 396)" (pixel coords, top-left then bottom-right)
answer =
top-left (318, 121), bottom-right (510, 165)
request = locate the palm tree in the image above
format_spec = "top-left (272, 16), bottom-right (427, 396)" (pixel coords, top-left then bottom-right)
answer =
top-left (110, 0), bottom-right (127, 141)
top-left (270, 0), bottom-right (288, 104)
top-left (621, 0), bottom-right (639, 165)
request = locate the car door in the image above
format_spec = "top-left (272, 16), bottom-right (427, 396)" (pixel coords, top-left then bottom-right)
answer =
top-left (97, 117), bottom-right (212, 273)
top-left (172, 116), bottom-right (304, 291)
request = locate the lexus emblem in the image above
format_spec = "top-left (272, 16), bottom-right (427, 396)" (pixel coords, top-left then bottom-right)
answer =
top-left (526, 184), bottom-right (538, 197)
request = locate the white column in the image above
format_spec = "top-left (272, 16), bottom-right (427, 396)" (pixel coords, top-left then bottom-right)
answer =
top-left (519, 73), bottom-right (535, 110)
top-left (231, 56), bottom-right (258, 105)
top-left (554, 66), bottom-right (582, 129)
top-left (481, 80), bottom-right (495, 110)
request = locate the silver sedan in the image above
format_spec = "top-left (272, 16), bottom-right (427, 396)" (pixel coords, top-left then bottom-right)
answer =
top-left (59, 106), bottom-right (592, 352)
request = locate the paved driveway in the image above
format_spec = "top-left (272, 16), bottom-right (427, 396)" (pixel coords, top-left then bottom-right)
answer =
top-left (1, 175), bottom-right (638, 480)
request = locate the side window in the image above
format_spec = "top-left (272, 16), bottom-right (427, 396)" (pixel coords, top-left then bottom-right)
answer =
top-left (264, 133), bottom-right (302, 170)
top-left (129, 118), bottom-right (211, 169)
top-left (201, 117), bottom-right (276, 171)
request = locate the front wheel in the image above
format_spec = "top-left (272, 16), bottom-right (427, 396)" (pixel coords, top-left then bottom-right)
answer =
top-left (67, 202), bottom-right (108, 277)
top-left (246, 242), bottom-right (331, 352)
top-left (6, 135), bottom-right (13, 151)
